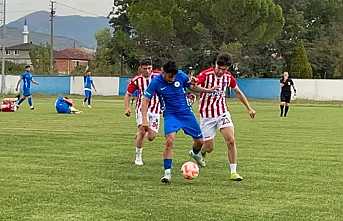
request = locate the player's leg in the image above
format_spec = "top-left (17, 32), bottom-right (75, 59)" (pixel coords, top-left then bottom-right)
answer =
top-left (146, 113), bottom-right (160, 141)
top-left (181, 113), bottom-right (206, 167)
top-left (17, 90), bottom-right (30, 107)
top-left (161, 132), bottom-right (176, 184)
top-left (87, 91), bottom-right (92, 108)
top-left (200, 117), bottom-right (217, 157)
top-left (218, 112), bottom-right (242, 181)
top-left (16, 96), bottom-right (26, 106)
top-left (160, 115), bottom-right (182, 183)
top-left (88, 93), bottom-right (92, 106)
top-left (284, 103), bottom-right (289, 117)
top-left (284, 95), bottom-right (291, 117)
top-left (27, 95), bottom-right (34, 110)
top-left (201, 139), bottom-right (214, 157)
top-left (134, 111), bottom-right (147, 165)
top-left (280, 93), bottom-right (286, 117)
top-left (220, 127), bottom-right (243, 181)
top-left (134, 125), bottom-right (147, 165)
top-left (83, 96), bottom-right (87, 106)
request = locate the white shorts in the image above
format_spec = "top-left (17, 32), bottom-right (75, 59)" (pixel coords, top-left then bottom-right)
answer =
top-left (200, 112), bottom-right (234, 141)
top-left (136, 111), bottom-right (160, 133)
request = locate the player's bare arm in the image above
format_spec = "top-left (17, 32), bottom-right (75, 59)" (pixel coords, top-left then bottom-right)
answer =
top-left (233, 87), bottom-right (256, 119)
top-left (32, 79), bottom-right (39, 85)
top-left (292, 85), bottom-right (297, 94)
top-left (141, 97), bottom-right (150, 131)
top-left (124, 92), bottom-right (132, 117)
top-left (189, 81), bottom-right (220, 93)
top-left (92, 82), bottom-right (97, 92)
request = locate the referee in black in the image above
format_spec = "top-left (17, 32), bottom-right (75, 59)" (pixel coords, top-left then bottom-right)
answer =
top-left (280, 72), bottom-right (296, 117)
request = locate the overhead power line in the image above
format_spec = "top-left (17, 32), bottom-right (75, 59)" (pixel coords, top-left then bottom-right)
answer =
top-left (56, 1), bottom-right (104, 17)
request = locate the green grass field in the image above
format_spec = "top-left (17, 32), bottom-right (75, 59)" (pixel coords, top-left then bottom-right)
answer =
top-left (1, 96), bottom-right (343, 221)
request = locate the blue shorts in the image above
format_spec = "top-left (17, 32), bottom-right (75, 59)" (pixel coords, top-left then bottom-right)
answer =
top-left (84, 90), bottom-right (92, 98)
top-left (164, 111), bottom-right (203, 139)
top-left (23, 89), bottom-right (31, 97)
top-left (56, 104), bottom-right (71, 114)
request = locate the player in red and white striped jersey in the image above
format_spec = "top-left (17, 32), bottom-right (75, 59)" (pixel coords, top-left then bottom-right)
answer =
top-left (196, 54), bottom-right (256, 181)
top-left (124, 58), bottom-right (161, 166)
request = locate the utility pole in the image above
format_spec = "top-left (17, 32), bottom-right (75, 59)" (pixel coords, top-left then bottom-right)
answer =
top-left (49, 0), bottom-right (56, 73)
top-left (0, 0), bottom-right (6, 94)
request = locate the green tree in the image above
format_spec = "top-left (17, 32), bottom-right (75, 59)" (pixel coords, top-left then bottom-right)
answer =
top-left (275, 0), bottom-right (343, 78)
top-left (210, 0), bottom-right (285, 44)
top-left (93, 28), bottom-right (116, 75)
top-left (30, 44), bottom-right (51, 73)
top-left (289, 40), bottom-right (312, 78)
top-left (5, 61), bottom-right (25, 75)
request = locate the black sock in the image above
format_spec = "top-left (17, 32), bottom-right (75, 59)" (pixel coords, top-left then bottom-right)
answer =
top-left (193, 147), bottom-right (201, 154)
top-left (88, 96), bottom-right (91, 105)
top-left (17, 97), bottom-right (25, 105)
top-left (280, 105), bottom-right (284, 116)
top-left (284, 106), bottom-right (289, 116)
top-left (84, 97), bottom-right (87, 103)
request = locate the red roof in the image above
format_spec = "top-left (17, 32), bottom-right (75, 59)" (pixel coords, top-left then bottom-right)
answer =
top-left (54, 48), bottom-right (94, 61)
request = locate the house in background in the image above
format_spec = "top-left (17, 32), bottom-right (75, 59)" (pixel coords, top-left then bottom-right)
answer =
top-left (5, 19), bottom-right (32, 65)
top-left (5, 43), bottom-right (32, 65)
top-left (54, 48), bottom-right (94, 74)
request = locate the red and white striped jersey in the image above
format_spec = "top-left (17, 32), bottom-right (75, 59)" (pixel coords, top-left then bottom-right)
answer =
top-left (197, 67), bottom-right (237, 118)
top-left (127, 72), bottom-right (160, 114)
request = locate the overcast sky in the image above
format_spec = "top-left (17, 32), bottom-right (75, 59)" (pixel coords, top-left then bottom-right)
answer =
top-left (6, 0), bottom-right (114, 23)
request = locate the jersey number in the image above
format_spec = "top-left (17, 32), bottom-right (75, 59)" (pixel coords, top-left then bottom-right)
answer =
top-left (221, 116), bottom-right (230, 125)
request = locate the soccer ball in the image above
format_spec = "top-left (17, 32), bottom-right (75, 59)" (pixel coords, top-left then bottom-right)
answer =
top-left (181, 161), bottom-right (199, 180)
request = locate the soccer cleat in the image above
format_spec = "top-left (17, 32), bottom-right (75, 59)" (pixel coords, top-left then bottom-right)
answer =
top-left (230, 172), bottom-right (243, 181)
top-left (189, 150), bottom-right (206, 167)
top-left (87, 105), bottom-right (92, 108)
top-left (30, 106), bottom-right (34, 110)
top-left (160, 175), bottom-right (171, 184)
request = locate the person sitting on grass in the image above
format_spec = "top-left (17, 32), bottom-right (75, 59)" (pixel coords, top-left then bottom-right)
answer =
top-left (55, 96), bottom-right (81, 114)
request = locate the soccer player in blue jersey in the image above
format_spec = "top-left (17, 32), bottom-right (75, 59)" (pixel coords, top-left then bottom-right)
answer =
top-left (15, 65), bottom-right (39, 110)
top-left (55, 97), bottom-right (81, 114)
top-left (141, 61), bottom-right (218, 184)
top-left (83, 70), bottom-right (97, 108)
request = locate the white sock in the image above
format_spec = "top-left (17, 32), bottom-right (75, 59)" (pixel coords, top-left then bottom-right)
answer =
top-left (136, 147), bottom-right (142, 157)
top-left (229, 164), bottom-right (237, 174)
top-left (165, 169), bottom-right (171, 176)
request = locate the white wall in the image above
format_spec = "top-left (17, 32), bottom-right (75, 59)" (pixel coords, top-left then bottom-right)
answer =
top-left (70, 76), bottom-right (119, 96)
top-left (0, 75), bottom-right (20, 94)
top-left (293, 79), bottom-right (343, 101)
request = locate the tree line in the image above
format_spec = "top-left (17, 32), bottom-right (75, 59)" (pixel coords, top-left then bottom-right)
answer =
top-left (5, 0), bottom-right (342, 78)
top-left (94, 0), bottom-right (343, 79)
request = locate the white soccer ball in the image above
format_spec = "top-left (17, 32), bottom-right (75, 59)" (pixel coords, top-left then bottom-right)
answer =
top-left (181, 161), bottom-right (199, 180)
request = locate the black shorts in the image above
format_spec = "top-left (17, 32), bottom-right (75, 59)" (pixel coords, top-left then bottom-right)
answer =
top-left (280, 92), bottom-right (291, 103)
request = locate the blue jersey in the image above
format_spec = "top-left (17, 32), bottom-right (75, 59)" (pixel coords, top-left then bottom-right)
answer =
top-left (84, 75), bottom-right (93, 90)
top-left (144, 70), bottom-right (191, 115)
top-left (55, 97), bottom-right (71, 114)
top-left (21, 71), bottom-right (33, 90)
